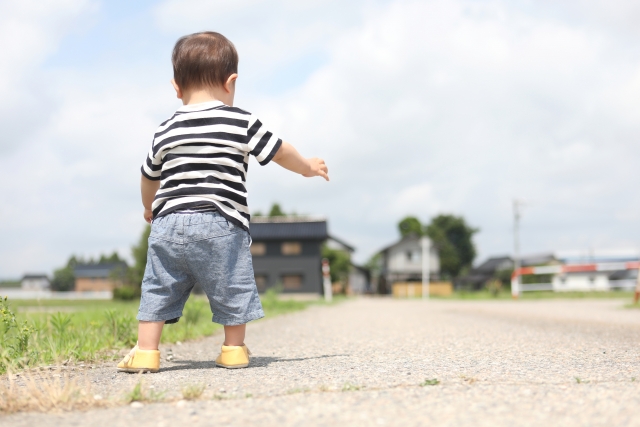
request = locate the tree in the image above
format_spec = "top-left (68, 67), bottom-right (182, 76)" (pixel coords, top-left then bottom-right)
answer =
top-left (321, 245), bottom-right (351, 291)
top-left (99, 251), bottom-right (125, 264)
top-left (398, 216), bottom-right (423, 237)
top-left (129, 224), bottom-right (151, 288)
top-left (268, 203), bottom-right (285, 217)
top-left (425, 214), bottom-right (478, 279)
top-left (51, 256), bottom-right (80, 291)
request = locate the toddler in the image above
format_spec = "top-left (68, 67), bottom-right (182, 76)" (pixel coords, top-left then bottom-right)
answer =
top-left (117, 31), bottom-right (328, 372)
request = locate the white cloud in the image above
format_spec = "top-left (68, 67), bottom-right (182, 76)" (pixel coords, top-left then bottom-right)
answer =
top-left (3, 0), bottom-right (640, 277)
top-left (0, 0), bottom-right (97, 152)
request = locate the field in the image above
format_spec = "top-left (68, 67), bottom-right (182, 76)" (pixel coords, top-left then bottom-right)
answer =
top-left (0, 291), bottom-right (316, 374)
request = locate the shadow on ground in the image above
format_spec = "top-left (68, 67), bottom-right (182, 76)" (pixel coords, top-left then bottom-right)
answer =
top-left (153, 354), bottom-right (349, 372)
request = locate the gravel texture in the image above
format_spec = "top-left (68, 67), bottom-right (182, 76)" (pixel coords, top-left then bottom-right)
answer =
top-left (3, 297), bottom-right (640, 426)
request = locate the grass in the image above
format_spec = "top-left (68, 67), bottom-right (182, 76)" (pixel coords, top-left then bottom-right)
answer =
top-left (0, 289), bottom-right (326, 374)
top-left (420, 378), bottom-right (440, 386)
top-left (181, 383), bottom-right (206, 400)
top-left (341, 383), bottom-right (362, 392)
top-left (0, 370), bottom-right (105, 413)
top-left (124, 379), bottom-right (164, 403)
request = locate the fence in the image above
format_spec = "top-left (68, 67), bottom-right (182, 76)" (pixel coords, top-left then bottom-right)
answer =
top-left (392, 282), bottom-right (453, 298)
top-left (512, 261), bottom-right (640, 297)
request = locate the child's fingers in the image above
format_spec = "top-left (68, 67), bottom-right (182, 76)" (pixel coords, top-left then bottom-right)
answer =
top-left (319, 170), bottom-right (329, 181)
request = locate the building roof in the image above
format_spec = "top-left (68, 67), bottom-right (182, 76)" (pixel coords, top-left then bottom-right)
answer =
top-left (21, 274), bottom-right (50, 280)
top-left (378, 233), bottom-right (428, 254)
top-left (473, 256), bottom-right (513, 274)
top-left (74, 262), bottom-right (127, 279)
top-left (249, 217), bottom-right (328, 240)
top-left (327, 235), bottom-right (355, 252)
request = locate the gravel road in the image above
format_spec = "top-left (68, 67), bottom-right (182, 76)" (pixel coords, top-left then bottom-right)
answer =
top-left (3, 297), bottom-right (640, 427)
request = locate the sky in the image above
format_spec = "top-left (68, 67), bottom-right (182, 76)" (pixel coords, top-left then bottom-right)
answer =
top-left (2, 0), bottom-right (640, 277)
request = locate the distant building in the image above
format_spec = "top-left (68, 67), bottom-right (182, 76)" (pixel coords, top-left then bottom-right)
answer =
top-left (462, 252), bottom-right (638, 292)
top-left (377, 234), bottom-right (440, 294)
top-left (249, 216), bottom-right (356, 294)
top-left (552, 263), bottom-right (637, 292)
top-left (21, 274), bottom-right (50, 291)
top-left (459, 253), bottom-right (558, 290)
top-left (74, 263), bottom-right (127, 292)
top-left (348, 265), bottom-right (371, 294)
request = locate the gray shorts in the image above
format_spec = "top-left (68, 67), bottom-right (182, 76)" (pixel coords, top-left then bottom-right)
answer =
top-left (137, 211), bottom-right (264, 326)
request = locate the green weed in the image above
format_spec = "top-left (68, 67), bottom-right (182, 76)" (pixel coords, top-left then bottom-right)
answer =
top-left (181, 383), bottom-right (206, 400)
top-left (125, 379), bottom-right (164, 403)
top-left (420, 378), bottom-right (440, 386)
top-left (342, 383), bottom-right (362, 392)
top-left (287, 387), bottom-right (310, 395)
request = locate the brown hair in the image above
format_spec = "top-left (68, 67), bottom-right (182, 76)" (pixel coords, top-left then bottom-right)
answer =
top-left (172, 32), bottom-right (238, 90)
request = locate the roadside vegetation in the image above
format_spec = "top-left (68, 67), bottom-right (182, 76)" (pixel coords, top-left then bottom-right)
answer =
top-left (0, 289), bottom-right (315, 375)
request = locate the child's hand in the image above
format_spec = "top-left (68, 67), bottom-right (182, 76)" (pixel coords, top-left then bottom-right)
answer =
top-left (144, 209), bottom-right (154, 223)
top-left (303, 158), bottom-right (329, 181)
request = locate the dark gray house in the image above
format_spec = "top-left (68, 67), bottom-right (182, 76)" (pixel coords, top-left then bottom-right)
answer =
top-left (249, 216), bottom-right (351, 294)
top-left (459, 253), bottom-right (558, 290)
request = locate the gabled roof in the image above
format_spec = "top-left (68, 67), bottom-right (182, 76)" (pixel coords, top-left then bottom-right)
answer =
top-left (473, 253), bottom-right (558, 273)
top-left (74, 262), bottom-right (127, 279)
top-left (22, 274), bottom-right (49, 280)
top-left (473, 256), bottom-right (513, 274)
top-left (378, 233), bottom-right (425, 254)
top-left (250, 217), bottom-right (328, 240)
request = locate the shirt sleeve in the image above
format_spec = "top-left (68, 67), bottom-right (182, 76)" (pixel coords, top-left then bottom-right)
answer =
top-left (245, 114), bottom-right (283, 166)
top-left (140, 138), bottom-right (163, 181)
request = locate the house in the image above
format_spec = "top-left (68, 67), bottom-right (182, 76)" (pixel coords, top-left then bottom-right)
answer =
top-left (462, 252), bottom-right (638, 292)
top-left (348, 264), bottom-right (371, 294)
top-left (249, 216), bottom-right (355, 294)
top-left (74, 262), bottom-right (127, 292)
top-left (21, 274), bottom-right (50, 291)
top-left (377, 234), bottom-right (440, 294)
top-left (551, 258), bottom-right (638, 292)
top-left (459, 253), bottom-right (558, 290)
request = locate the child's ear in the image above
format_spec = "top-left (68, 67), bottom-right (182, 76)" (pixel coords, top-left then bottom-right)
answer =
top-left (171, 79), bottom-right (183, 99)
top-left (224, 74), bottom-right (238, 94)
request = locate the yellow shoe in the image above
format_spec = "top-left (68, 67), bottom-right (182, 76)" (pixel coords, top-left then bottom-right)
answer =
top-left (215, 344), bottom-right (251, 369)
top-left (117, 343), bottom-right (160, 373)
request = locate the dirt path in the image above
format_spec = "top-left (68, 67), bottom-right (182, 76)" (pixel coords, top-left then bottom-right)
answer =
top-left (3, 298), bottom-right (640, 427)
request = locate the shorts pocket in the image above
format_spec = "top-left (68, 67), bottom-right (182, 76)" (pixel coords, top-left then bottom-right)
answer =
top-left (186, 217), bottom-right (239, 242)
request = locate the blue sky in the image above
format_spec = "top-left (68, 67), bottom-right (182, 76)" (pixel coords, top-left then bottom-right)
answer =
top-left (2, 0), bottom-right (640, 278)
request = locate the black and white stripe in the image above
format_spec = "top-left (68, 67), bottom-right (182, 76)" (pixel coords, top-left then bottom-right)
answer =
top-left (141, 100), bottom-right (282, 230)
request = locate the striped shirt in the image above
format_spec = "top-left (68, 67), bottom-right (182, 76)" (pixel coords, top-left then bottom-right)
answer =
top-left (141, 100), bottom-right (282, 230)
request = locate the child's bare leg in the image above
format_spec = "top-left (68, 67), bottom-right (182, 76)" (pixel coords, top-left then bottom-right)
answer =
top-left (138, 321), bottom-right (165, 350)
top-left (224, 324), bottom-right (246, 346)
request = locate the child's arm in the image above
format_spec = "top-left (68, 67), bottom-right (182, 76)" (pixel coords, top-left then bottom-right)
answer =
top-left (272, 142), bottom-right (329, 181)
top-left (141, 175), bottom-right (161, 223)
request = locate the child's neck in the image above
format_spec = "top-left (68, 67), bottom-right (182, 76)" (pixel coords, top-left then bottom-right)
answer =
top-left (181, 86), bottom-right (234, 107)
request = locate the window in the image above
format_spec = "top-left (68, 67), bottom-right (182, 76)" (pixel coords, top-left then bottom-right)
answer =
top-left (250, 242), bottom-right (266, 256)
top-left (254, 274), bottom-right (268, 292)
top-left (406, 250), bottom-right (420, 263)
top-left (282, 274), bottom-right (303, 290)
top-left (281, 242), bottom-right (302, 255)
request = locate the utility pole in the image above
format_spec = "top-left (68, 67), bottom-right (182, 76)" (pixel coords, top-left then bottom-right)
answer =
top-left (322, 258), bottom-right (333, 303)
top-left (512, 200), bottom-right (523, 299)
top-left (421, 236), bottom-right (431, 300)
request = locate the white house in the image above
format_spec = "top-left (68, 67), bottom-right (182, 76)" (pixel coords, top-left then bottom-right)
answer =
top-left (21, 274), bottom-right (51, 291)
top-left (378, 234), bottom-right (440, 293)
